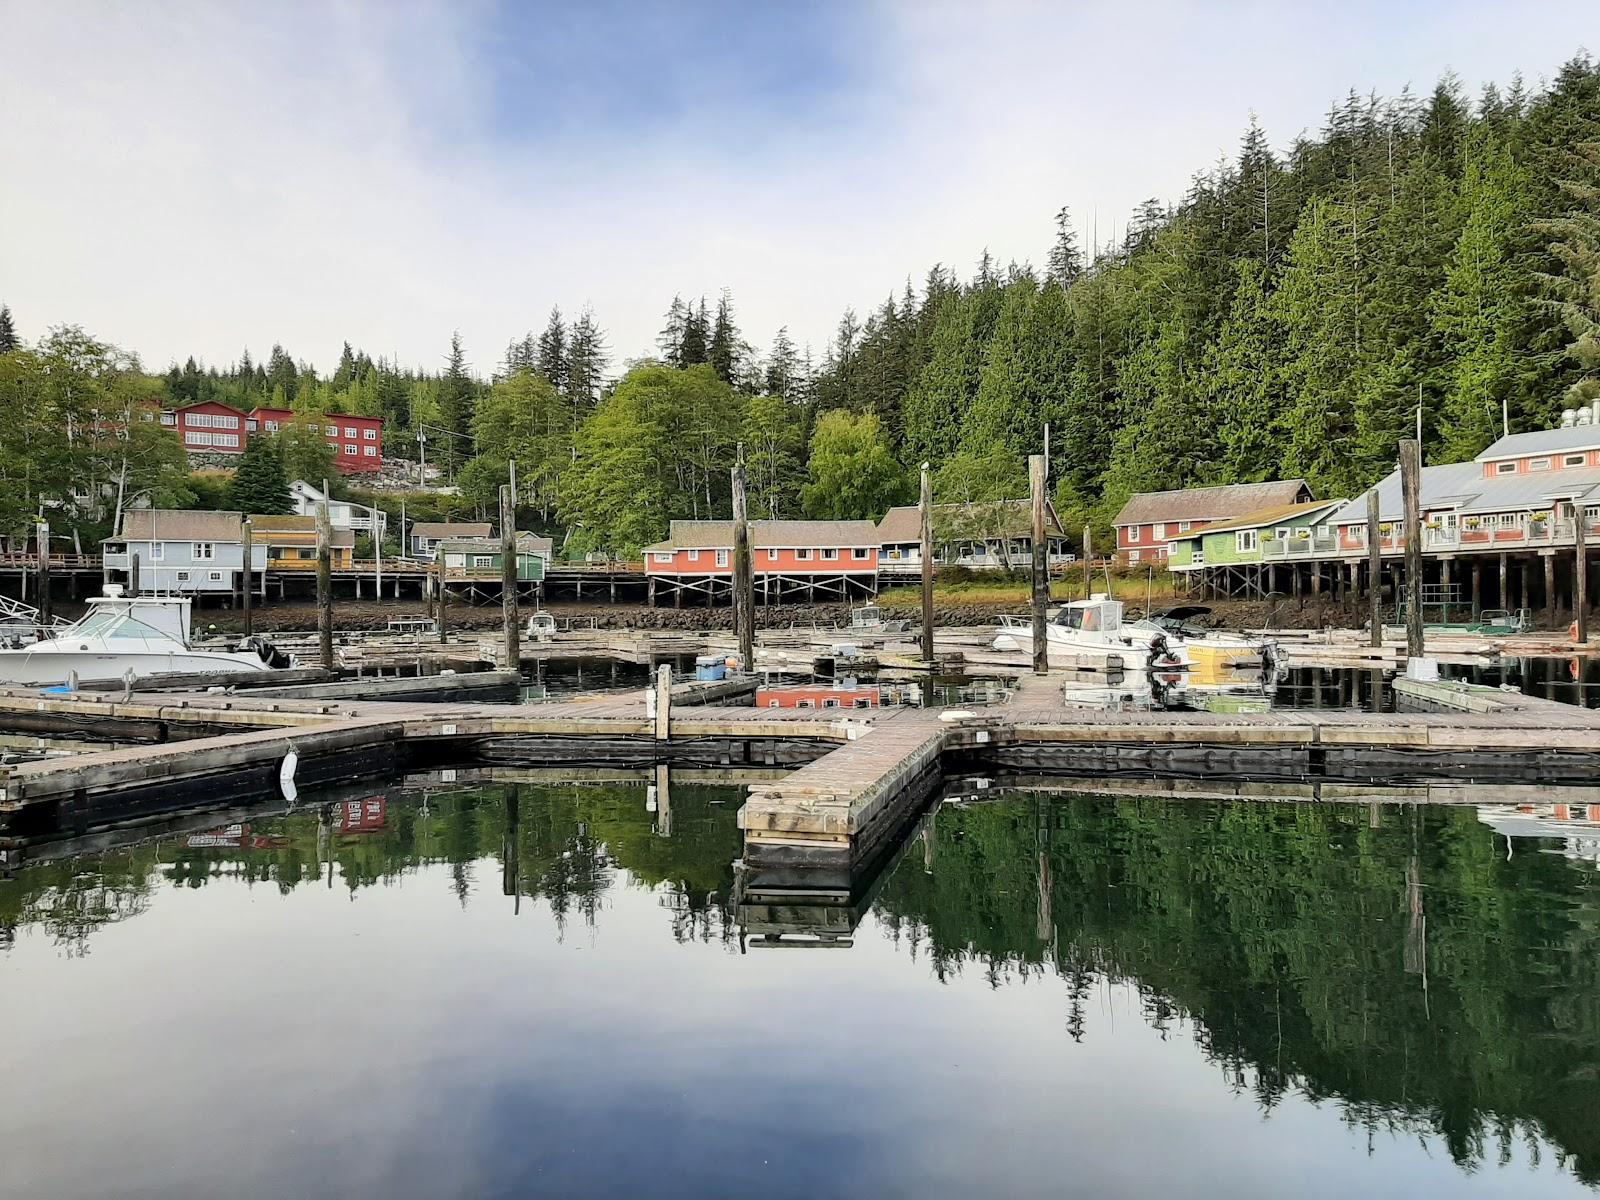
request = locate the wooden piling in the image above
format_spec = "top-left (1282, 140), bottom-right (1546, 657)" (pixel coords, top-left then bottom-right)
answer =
top-left (1499, 553), bottom-right (1508, 611)
top-left (1545, 553), bottom-right (1557, 623)
top-left (920, 464), bottom-right (934, 665)
top-left (1029, 454), bottom-right (1049, 675)
top-left (732, 466), bottom-right (754, 670)
top-left (1578, 502), bottom-right (1589, 643)
top-left (241, 518), bottom-right (254, 637)
top-left (1367, 489), bottom-right (1381, 647)
top-left (500, 484), bottom-right (520, 671)
top-left (36, 519), bottom-right (51, 626)
top-left (129, 551), bottom-right (141, 597)
top-left (1400, 438), bottom-right (1424, 660)
top-left (436, 554), bottom-right (448, 645)
top-left (654, 662), bottom-right (671, 741)
top-left (1082, 526), bottom-right (1092, 601)
top-left (315, 502), bottom-right (334, 670)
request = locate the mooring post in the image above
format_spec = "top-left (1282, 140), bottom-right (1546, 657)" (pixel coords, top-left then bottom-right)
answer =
top-left (1545, 552), bottom-right (1557, 625)
top-left (1577, 501), bottom-right (1589, 643)
top-left (732, 465), bottom-right (754, 670)
top-left (35, 519), bottom-right (51, 626)
top-left (241, 518), bottom-right (254, 637)
top-left (1400, 438), bottom-right (1425, 664)
top-left (654, 662), bottom-right (671, 741)
top-left (316, 501), bottom-right (334, 670)
top-left (436, 554), bottom-right (448, 644)
top-left (1029, 453), bottom-right (1049, 675)
top-left (500, 484), bottom-right (519, 672)
top-left (129, 551), bottom-right (141, 597)
top-left (920, 463), bottom-right (934, 665)
top-left (1082, 525), bottom-right (1092, 601)
top-left (1366, 489), bottom-right (1381, 648)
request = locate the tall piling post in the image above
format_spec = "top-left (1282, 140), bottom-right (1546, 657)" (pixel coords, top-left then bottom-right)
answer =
top-left (241, 518), bottom-right (254, 637)
top-left (129, 551), bottom-right (141, 597)
top-left (436, 553), bottom-right (448, 645)
top-left (732, 466), bottom-right (754, 670)
top-left (1029, 454), bottom-right (1049, 675)
top-left (654, 662), bottom-right (672, 742)
top-left (919, 463), bottom-right (934, 665)
top-left (1578, 501), bottom-right (1589, 643)
top-left (1400, 438), bottom-right (1424, 662)
top-left (1366, 489), bottom-right (1381, 648)
top-left (1082, 526), bottom-right (1092, 601)
top-left (316, 501), bottom-right (334, 670)
top-left (500, 484), bottom-right (520, 672)
top-left (35, 519), bottom-right (51, 626)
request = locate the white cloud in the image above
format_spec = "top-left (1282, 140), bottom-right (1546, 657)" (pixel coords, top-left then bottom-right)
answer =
top-left (1, 1), bottom-right (1592, 377)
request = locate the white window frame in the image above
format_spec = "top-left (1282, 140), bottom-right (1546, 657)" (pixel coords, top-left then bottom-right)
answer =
top-left (1495, 461), bottom-right (1517, 475)
top-left (1127, 525), bottom-right (1141, 543)
top-left (265, 420), bottom-right (280, 432)
top-left (208, 571), bottom-right (223, 582)
top-left (344, 426), bottom-right (357, 438)
top-left (821, 548), bottom-right (839, 561)
top-left (363, 428), bottom-right (377, 440)
top-left (653, 553), bottom-right (673, 564)
top-left (766, 548), bottom-right (778, 561)
top-left (796, 548), bottom-right (813, 561)
top-left (715, 549), bottom-right (729, 567)
top-left (473, 555), bottom-right (494, 569)
top-left (1566, 454), bottom-right (1587, 467)
top-left (1236, 530), bottom-right (1258, 553)
top-left (343, 444), bottom-right (357, 455)
top-left (150, 542), bottom-right (165, 561)
top-left (193, 542), bottom-right (214, 560)
top-left (852, 547), bottom-right (870, 560)
top-left (1151, 523), bottom-right (1165, 540)
top-left (175, 570), bottom-right (190, 582)
top-left (687, 550), bottom-right (700, 562)
top-left (1530, 457), bottom-right (1551, 471)
top-left (1498, 513), bottom-right (1519, 529)
top-left (363, 446), bottom-right (377, 456)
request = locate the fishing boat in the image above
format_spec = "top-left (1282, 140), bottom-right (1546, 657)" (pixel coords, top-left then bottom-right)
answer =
top-left (1130, 605), bottom-right (1278, 674)
top-left (0, 587), bottom-right (285, 687)
top-left (993, 596), bottom-right (1180, 671)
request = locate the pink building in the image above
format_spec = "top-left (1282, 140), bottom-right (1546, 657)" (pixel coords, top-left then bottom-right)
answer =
top-left (643, 519), bottom-right (880, 605)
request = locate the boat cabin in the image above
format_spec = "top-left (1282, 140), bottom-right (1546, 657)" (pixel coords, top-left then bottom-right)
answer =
top-left (64, 590), bottom-right (193, 645)
top-left (1052, 597), bottom-right (1125, 633)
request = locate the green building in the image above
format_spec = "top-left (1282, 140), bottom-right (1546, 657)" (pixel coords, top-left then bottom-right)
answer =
top-left (1166, 500), bottom-right (1345, 571)
top-left (440, 533), bottom-right (552, 581)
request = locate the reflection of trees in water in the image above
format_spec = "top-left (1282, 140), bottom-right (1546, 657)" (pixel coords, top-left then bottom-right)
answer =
top-left (870, 794), bottom-right (1600, 1185)
top-left (0, 783), bottom-right (744, 952)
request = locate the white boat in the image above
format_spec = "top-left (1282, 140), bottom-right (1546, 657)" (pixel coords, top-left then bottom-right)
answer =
top-left (0, 588), bottom-right (282, 687)
top-left (993, 597), bottom-right (1179, 670)
top-left (1128, 605), bottom-right (1278, 677)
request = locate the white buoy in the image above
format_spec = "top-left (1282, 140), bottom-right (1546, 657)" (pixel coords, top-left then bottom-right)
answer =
top-left (279, 744), bottom-right (300, 803)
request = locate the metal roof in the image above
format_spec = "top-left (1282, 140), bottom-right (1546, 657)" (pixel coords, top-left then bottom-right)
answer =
top-left (1166, 499), bottom-right (1346, 540)
top-left (1112, 480), bottom-right (1312, 527)
top-left (112, 510), bottom-right (244, 542)
top-left (1328, 460), bottom-right (1600, 525)
top-left (412, 521), bottom-right (491, 539)
top-left (643, 519), bottom-right (881, 552)
top-left (1478, 425), bottom-right (1600, 460)
top-left (876, 500), bottom-right (1064, 544)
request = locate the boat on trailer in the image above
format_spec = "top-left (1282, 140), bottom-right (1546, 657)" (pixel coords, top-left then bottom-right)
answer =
top-left (0, 587), bottom-right (285, 687)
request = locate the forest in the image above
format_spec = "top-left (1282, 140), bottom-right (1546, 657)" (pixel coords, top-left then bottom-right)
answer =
top-left (0, 54), bottom-right (1598, 555)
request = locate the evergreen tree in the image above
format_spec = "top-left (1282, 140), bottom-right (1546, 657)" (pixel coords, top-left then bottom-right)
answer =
top-left (1046, 207), bottom-right (1083, 287)
top-left (657, 297), bottom-right (688, 367)
top-left (502, 332), bottom-right (537, 378)
top-left (708, 289), bottom-right (740, 384)
top-left (227, 436), bottom-right (291, 514)
top-left (536, 307), bottom-right (568, 392)
top-left (0, 304), bottom-right (17, 354)
top-left (1540, 137), bottom-right (1600, 405)
top-left (266, 343), bottom-right (297, 403)
top-left (679, 298), bottom-right (710, 366)
top-left (565, 308), bottom-right (608, 412)
top-left (435, 332), bottom-right (477, 474)
top-left (330, 341), bottom-right (356, 391)
top-left (1201, 260), bottom-right (1281, 482)
top-left (764, 327), bottom-right (802, 397)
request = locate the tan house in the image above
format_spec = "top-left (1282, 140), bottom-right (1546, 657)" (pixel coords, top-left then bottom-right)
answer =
top-left (248, 514), bottom-right (356, 570)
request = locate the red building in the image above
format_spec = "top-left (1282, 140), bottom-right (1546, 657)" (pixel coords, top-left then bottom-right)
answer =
top-left (1112, 480), bottom-right (1313, 564)
top-left (162, 403), bottom-right (382, 473)
top-left (170, 401), bottom-right (248, 453)
top-left (643, 519), bottom-right (880, 605)
top-left (250, 408), bottom-right (382, 473)
top-left (756, 683), bottom-right (880, 709)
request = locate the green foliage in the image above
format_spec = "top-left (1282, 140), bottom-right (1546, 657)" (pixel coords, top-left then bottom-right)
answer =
top-left (274, 412), bottom-right (338, 488)
top-left (0, 304), bottom-right (17, 354)
top-left (801, 410), bottom-right (908, 520)
top-left (226, 435), bottom-right (291, 514)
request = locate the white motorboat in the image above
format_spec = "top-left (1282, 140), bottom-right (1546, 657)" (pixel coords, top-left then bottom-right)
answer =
top-left (1128, 605), bottom-right (1279, 677)
top-left (0, 587), bottom-right (283, 687)
top-left (993, 596), bottom-right (1179, 671)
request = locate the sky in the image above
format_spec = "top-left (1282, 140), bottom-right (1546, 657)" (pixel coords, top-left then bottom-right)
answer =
top-left (1, 1), bottom-right (1594, 379)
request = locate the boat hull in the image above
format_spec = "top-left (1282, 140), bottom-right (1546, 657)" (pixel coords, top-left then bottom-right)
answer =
top-left (0, 648), bottom-right (272, 687)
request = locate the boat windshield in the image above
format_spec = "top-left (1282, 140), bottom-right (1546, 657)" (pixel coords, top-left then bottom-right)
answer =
top-left (61, 609), bottom-right (176, 642)
top-left (1054, 601), bottom-right (1120, 632)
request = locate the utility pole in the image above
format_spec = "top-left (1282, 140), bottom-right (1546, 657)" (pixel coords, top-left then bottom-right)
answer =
top-left (242, 518), bottom-right (253, 636)
top-left (1366, 489), bottom-right (1381, 649)
top-left (316, 500), bottom-right (334, 670)
top-left (1400, 439), bottom-right (1424, 663)
top-left (500, 484), bottom-right (519, 672)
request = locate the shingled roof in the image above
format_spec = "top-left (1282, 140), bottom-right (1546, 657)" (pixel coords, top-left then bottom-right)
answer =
top-left (1112, 480), bottom-right (1313, 527)
top-left (412, 521), bottom-right (491, 539)
top-left (877, 500), bottom-right (1065, 544)
top-left (643, 519), bottom-right (880, 552)
top-left (112, 510), bottom-right (244, 542)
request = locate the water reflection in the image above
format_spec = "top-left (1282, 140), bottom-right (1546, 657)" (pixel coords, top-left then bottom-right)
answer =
top-left (3, 777), bottom-right (1599, 1196)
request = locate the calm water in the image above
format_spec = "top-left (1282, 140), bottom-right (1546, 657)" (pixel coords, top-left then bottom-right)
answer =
top-left (2, 780), bottom-right (1597, 1199)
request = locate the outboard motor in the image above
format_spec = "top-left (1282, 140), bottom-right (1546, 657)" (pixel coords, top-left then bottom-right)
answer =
top-left (242, 634), bottom-right (290, 669)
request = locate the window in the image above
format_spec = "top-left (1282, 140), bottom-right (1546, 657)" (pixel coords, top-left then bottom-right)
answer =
top-left (1236, 530), bottom-right (1258, 553)
top-left (208, 571), bottom-right (222, 582)
top-left (653, 553), bottom-right (672, 564)
top-left (715, 549), bottom-right (729, 567)
top-left (688, 550), bottom-right (700, 562)
top-left (150, 543), bottom-right (164, 561)
top-left (1128, 549), bottom-right (1140, 564)
top-left (766, 548), bottom-right (778, 561)
top-left (1127, 525), bottom-right (1141, 543)
top-left (1495, 461), bottom-right (1517, 475)
top-left (853, 697), bottom-right (872, 709)
top-left (160, 411), bottom-right (176, 426)
top-left (344, 426), bottom-right (357, 438)
top-left (852, 547), bottom-right (870, 560)
top-left (193, 542), bottom-right (214, 560)
top-left (797, 548), bottom-right (813, 561)
top-left (1566, 454), bottom-right (1587, 467)
top-left (1275, 527), bottom-right (1291, 540)
top-left (1152, 523), bottom-right (1165, 540)
top-left (822, 548), bottom-right (839, 560)
top-left (473, 555), bottom-right (493, 569)
top-left (823, 698), bottom-right (840, 708)
top-left (245, 419), bottom-right (258, 432)
top-left (363, 446), bottom-right (377, 457)
top-left (796, 699), bottom-right (815, 709)
top-left (325, 424), bottom-right (338, 435)
top-left (1530, 457), bottom-right (1551, 471)
top-left (339, 444), bottom-right (353, 455)
top-left (445, 553), bottom-right (466, 568)
top-left (1178, 521), bottom-right (1191, 532)
top-left (768, 699), bottom-right (781, 708)
top-left (175, 570), bottom-right (190, 582)
top-left (363, 428), bottom-right (377, 440)
top-left (265, 420), bottom-right (280, 432)
top-left (1498, 514), bottom-right (1519, 529)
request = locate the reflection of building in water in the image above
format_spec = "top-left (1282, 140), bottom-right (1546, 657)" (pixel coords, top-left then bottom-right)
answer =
top-left (184, 823), bottom-right (291, 851)
top-left (337, 796), bottom-right (388, 836)
top-left (1478, 803), bottom-right (1600, 864)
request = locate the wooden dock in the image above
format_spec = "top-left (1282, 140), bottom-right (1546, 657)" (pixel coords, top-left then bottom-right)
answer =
top-left (2, 667), bottom-right (1599, 860)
